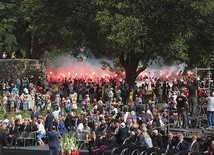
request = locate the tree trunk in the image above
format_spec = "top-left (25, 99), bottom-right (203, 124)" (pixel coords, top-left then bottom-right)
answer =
top-left (125, 62), bottom-right (138, 88)
top-left (120, 52), bottom-right (148, 88)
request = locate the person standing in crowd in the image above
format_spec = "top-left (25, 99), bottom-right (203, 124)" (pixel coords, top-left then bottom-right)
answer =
top-left (31, 107), bottom-right (40, 120)
top-left (187, 80), bottom-right (198, 117)
top-left (206, 92), bottom-right (214, 130)
top-left (22, 94), bottom-right (28, 115)
top-left (47, 126), bottom-right (61, 155)
top-left (45, 110), bottom-right (54, 131)
top-left (52, 105), bottom-right (61, 120)
top-left (21, 77), bottom-right (29, 93)
top-left (14, 91), bottom-right (21, 112)
top-left (176, 89), bottom-right (189, 129)
top-left (2, 94), bottom-right (8, 114)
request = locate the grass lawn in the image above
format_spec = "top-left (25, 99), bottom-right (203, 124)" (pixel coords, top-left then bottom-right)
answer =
top-left (0, 109), bottom-right (32, 120)
top-left (0, 103), bottom-right (88, 120)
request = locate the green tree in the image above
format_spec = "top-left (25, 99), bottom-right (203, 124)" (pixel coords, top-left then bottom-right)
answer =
top-left (2, 0), bottom-right (213, 86)
top-left (0, 1), bottom-right (18, 56)
top-left (91, 0), bottom-right (198, 86)
top-left (21, 0), bottom-right (100, 58)
top-left (0, 0), bottom-right (33, 58)
top-left (185, 1), bottom-right (214, 68)
top-left (23, 0), bottom-right (214, 86)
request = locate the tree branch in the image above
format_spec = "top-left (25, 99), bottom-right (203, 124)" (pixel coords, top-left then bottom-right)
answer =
top-left (135, 53), bottom-right (151, 78)
top-left (135, 64), bottom-right (148, 79)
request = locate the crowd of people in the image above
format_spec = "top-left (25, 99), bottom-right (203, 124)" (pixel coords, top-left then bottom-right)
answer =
top-left (0, 75), bottom-right (214, 155)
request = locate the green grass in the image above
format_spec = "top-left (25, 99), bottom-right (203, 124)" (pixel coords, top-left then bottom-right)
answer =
top-left (0, 103), bottom-right (91, 120)
top-left (0, 109), bottom-right (32, 120)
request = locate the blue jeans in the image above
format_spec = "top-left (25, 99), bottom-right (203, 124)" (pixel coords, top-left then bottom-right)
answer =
top-left (37, 132), bottom-right (46, 141)
top-left (207, 111), bottom-right (214, 127)
top-left (49, 146), bottom-right (59, 155)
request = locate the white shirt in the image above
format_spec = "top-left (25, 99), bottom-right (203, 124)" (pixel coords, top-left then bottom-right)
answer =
top-left (3, 96), bottom-right (8, 104)
top-left (124, 112), bottom-right (129, 123)
top-left (2, 53), bottom-right (7, 59)
top-left (206, 96), bottom-right (214, 111)
top-left (3, 119), bottom-right (9, 125)
top-left (108, 90), bottom-right (114, 98)
top-left (52, 107), bottom-right (61, 119)
top-left (76, 123), bottom-right (84, 132)
top-left (37, 123), bottom-right (46, 134)
top-left (113, 108), bottom-right (118, 114)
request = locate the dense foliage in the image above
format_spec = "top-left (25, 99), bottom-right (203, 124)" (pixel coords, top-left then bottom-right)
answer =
top-left (0, 0), bottom-right (213, 85)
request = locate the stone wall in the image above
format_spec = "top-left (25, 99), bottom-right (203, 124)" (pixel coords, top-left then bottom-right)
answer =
top-left (0, 59), bottom-right (46, 82)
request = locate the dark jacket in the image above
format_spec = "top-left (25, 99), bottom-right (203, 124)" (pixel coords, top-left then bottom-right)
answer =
top-left (19, 124), bottom-right (31, 133)
top-left (176, 140), bottom-right (190, 151)
top-left (47, 130), bottom-right (60, 149)
top-left (45, 113), bottom-right (54, 131)
top-left (64, 114), bottom-right (74, 131)
top-left (189, 141), bottom-right (199, 152)
top-left (116, 127), bottom-right (129, 145)
top-left (0, 129), bottom-right (8, 155)
top-left (136, 104), bottom-right (144, 115)
top-left (106, 136), bottom-right (118, 150)
top-left (165, 138), bottom-right (178, 150)
top-left (152, 134), bottom-right (164, 148)
top-left (8, 125), bottom-right (19, 137)
top-left (199, 139), bottom-right (210, 152)
top-left (31, 111), bottom-right (40, 120)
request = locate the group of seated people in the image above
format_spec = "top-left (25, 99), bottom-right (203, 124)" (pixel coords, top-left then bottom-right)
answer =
top-left (87, 129), bottom-right (214, 155)
top-left (0, 107), bottom-right (64, 147)
top-left (1, 113), bottom-right (214, 155)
